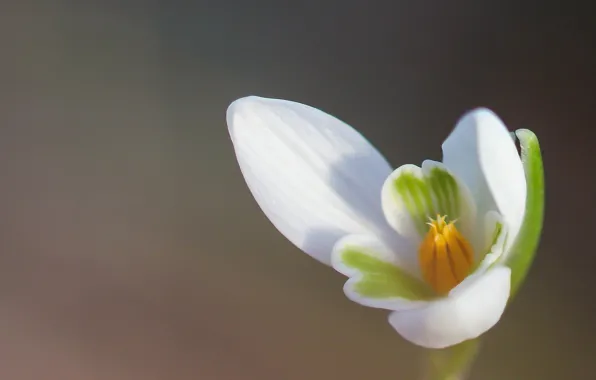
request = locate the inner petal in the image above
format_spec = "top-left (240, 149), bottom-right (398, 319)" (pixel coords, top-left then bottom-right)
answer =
top-left (381, 160), bottom-right (477, 247)
top-left (331, 234), bottom-right (435, 311)
top-left (419, 215), bottom-right (474, 294)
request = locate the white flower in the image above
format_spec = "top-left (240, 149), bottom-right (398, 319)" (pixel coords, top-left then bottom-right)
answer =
top-left (226, 96), bottom-right (530, 349)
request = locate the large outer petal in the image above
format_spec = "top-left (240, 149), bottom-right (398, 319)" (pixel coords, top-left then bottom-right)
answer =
top-left (442, 108), bottom-right (526, 250)
top-left (227, 96), bottom-right (395, 265)
top-left (388, 265), bottom-right (511, 349)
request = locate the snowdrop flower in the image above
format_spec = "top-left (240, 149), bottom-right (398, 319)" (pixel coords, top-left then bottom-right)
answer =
top-left (226, 96), bottom-right (543, 350)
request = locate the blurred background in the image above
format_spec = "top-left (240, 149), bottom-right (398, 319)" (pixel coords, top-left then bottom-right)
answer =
top-left (0, 1), bottom-right (594, 379)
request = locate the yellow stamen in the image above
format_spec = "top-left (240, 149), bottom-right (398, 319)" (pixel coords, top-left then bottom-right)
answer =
top-left (418, 215), bottom-right (474, 295)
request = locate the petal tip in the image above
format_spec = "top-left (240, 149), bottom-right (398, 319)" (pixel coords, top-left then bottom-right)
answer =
top-left (226, 96), bottom-right (266, 129)
top-left (515, 128), bottom-right (538, 142)
top-left (458, 107), bottom-right (503, 127)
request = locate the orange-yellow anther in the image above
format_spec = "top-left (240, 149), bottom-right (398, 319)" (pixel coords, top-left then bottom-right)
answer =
top-left (418, 215), bottom-right (474, 295)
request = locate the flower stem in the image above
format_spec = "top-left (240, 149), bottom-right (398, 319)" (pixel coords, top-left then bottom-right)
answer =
top-left (423, 339), bottom-right (480, 380)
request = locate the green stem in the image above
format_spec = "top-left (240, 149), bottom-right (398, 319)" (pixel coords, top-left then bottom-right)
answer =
top-left (423, 339), bottom-right (480, 380)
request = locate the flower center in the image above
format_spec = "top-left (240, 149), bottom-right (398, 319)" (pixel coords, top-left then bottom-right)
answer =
top-left (418, 215), bottom-right (474, 295)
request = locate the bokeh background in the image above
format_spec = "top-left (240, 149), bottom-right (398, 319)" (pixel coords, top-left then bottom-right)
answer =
top-left (1, 1), bottom-right (594, 379)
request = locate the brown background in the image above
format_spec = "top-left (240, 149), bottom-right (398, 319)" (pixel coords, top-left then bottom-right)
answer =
top-left (0, 1), bottom-right (594, 379)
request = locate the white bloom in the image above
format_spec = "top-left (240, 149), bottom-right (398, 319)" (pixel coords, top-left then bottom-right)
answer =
top-left (226, 96), bottom-right (527, 349)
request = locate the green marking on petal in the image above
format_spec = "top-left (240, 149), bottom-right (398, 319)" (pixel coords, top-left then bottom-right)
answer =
top-left (426, 166), bottom-right (460, 218)
top-left (394, 171), bottom-right (434, 234)
top-left (341, 247), bottom-right (435, 300)
top-left (392, 165), bottom-right (461, 235)
top-left (506, 129), bottom-right (545, 299)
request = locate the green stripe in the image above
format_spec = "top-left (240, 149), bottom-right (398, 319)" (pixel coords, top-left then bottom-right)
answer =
top-left (427, 167), bottom-right (459, 218)
top-left (394, 171), bottom-right (434, 234)
top-left (392, 165), bottom-right (462, 235)
top-left (341, 247), bottom-right (435, 300)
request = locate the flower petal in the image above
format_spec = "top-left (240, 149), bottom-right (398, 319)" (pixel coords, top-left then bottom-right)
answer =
top-left (388, 265), bottom-right (511, 349)
top-left (227, 96), bottom-right (394, 265)
top-left (381, 161), bottom-right (476, 245)
top-left (331, 234), bottom-right (434, 310)
top-left (506, 129), bottom-right (545, 298)
top-left (442, 108), bottom-right (526, 250)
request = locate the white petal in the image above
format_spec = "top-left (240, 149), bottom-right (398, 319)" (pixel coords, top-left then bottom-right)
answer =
top-left (227, 96), bottom-right (394, 265)
top-left (388, 266), bottom-right (511, 349)
top-left (442, 108), bottom-right (526, 250)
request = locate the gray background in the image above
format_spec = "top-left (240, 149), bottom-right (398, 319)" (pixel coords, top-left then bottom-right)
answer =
top-left (1, 1), bottom-right (594, 379)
